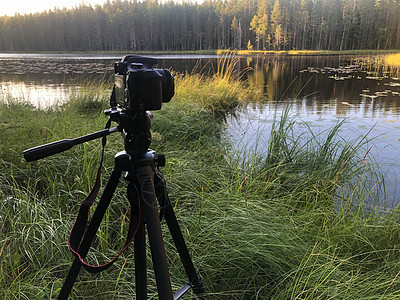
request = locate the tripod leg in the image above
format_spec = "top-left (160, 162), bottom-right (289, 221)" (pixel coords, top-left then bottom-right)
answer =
top-left (155, 172), bottom-right (205, 295)
top-left (58, 153), bottom-right (127, 300)
top-left (134, 220), bottom-right (147, 299)
top-left (129, 182), bottom-right (147, 300)
top-left (135, 162), bottom-right (174, 300)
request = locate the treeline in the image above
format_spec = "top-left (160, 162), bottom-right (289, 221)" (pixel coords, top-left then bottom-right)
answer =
top-left (1, 0), bottom-right (399, 52)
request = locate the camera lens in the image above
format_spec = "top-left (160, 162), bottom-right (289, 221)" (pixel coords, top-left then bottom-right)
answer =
top-left (156, 69), bottom-right (174, 102)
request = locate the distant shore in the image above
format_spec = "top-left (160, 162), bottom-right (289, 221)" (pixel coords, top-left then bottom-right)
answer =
top-left (1, 49), bottom-right (400, 56)
top-left (218, 49), bottom-right (400, 56)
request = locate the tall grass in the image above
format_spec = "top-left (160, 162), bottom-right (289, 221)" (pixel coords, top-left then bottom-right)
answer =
top-left (175, 51), bottom-right (262, 114)
top-left (1, 66), bottom-right (400, 299)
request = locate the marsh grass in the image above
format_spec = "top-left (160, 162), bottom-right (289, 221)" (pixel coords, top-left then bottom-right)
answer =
top-left (1, 68), bottom-right (400, 299)
top-left (175, 52), bottom-right (262, 114)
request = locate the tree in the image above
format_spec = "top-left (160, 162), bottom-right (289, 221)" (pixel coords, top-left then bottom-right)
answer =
top-left (231, 16), bottom-right (242, 50)
top-left (250, 12), bottom-right (268, 50)
top-left (271, 0), bottom-right (282, 50)
top-left (247, 39), bottom-right (253, 50)
top-left (0, 0), bottom-right (399, 52)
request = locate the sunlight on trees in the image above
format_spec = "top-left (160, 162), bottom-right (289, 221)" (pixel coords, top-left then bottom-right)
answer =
top-left (0, 0), bottom-right (399, 52)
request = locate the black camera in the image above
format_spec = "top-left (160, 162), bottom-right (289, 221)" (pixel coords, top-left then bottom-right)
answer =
top-left (112, 55), bottom-right (174, 111)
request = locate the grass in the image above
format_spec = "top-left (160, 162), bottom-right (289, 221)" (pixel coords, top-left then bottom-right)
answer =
top-left (385, 53), bottom-right (400, 68)
top-left (173, 52), bottom-right (262, 113)
top-left (1, 66), bottom-right (400, 299)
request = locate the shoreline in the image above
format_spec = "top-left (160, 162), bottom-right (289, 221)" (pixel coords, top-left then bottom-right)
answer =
top-left (1, 49), bottom-right (399, 56)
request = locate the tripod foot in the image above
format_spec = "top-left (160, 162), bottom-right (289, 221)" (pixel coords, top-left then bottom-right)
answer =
top-left (191, 275), bottom-right (205, 295)
top-left (173, 275), bottom-right (205, 300)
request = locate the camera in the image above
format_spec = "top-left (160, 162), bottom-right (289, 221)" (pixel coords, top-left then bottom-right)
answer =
top-left (112, 55), bottom-right (174, 111)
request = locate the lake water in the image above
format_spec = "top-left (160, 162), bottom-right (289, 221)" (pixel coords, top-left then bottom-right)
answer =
top-left (1, 53), bottom-right (399, 205)
top-left (0, 53), bottom-right (219, 107)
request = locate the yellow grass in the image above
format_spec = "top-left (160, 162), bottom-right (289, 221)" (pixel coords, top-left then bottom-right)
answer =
top-left (218, 49), bottom-right (400, 56)
top-left (217, 49), bottom-right (325, 56)
top-left (385, 53), bottom-right (400, 67)
top-left (287, 50), bottom-right (323, 55)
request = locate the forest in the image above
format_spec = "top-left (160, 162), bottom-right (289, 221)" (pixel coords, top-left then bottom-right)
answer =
top-left (0, 0), bottom-right (399, 52)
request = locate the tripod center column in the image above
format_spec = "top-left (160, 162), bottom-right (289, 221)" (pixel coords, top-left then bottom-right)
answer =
top-left (133, 151), bottom-right (173, 300)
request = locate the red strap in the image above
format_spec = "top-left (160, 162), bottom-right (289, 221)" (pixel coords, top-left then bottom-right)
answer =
top-left (68, 121), bottom-right (140, 273)
top-left (68, 171), bottom-right (140, 273)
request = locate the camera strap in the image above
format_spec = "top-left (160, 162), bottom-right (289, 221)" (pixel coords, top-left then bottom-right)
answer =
top-left (68, 119), bottom-right (141, 273)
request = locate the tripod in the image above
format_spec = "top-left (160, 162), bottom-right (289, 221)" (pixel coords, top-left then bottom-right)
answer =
top-left (23, 108), bottom-right (205, 299)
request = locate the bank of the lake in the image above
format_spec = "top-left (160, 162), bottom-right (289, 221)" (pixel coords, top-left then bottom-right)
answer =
top-left (3, 49), bottom-right (400, 56)
top-left (1, 73), bottom-right (400, 299)
top-left (219, 49), bottom-right (400, 56)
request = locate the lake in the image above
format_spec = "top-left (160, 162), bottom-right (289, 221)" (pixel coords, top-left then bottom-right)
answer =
top-left (0, 53), bottom-right (219, 107)
top-left (1, 53), bottom-right (399, 205)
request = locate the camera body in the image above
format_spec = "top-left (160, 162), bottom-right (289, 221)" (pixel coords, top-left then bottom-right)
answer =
top-left (113, 55), bottom-right (174, 111)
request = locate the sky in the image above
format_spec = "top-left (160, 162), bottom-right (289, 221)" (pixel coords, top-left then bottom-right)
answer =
top-left (0, 0), bottom-right (110, 16)
top-left (0, 0), bottom-right (200, 16)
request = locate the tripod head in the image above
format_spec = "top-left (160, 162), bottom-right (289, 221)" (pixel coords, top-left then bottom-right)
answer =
top-left (105, 105), bottom-right (154, 156)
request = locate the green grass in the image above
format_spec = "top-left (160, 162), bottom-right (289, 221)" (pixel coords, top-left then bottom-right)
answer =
top-left (1, 71), bottom-right (400, 299)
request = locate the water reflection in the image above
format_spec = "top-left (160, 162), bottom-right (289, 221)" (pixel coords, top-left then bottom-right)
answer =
top-left (244, 55), bottom-right (400, 106)
top-left (0, 80), bottom-right (79, 108)
top-left (0, 54), bottom-right (116, 108)
top-left (226, 97), bottom-right (400, 206)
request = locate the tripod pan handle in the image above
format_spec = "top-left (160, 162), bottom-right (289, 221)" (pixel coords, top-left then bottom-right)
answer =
top-left (23, 127), bottom-right (119, 162)
top-left (23, 139), bottom-right (74, 162)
